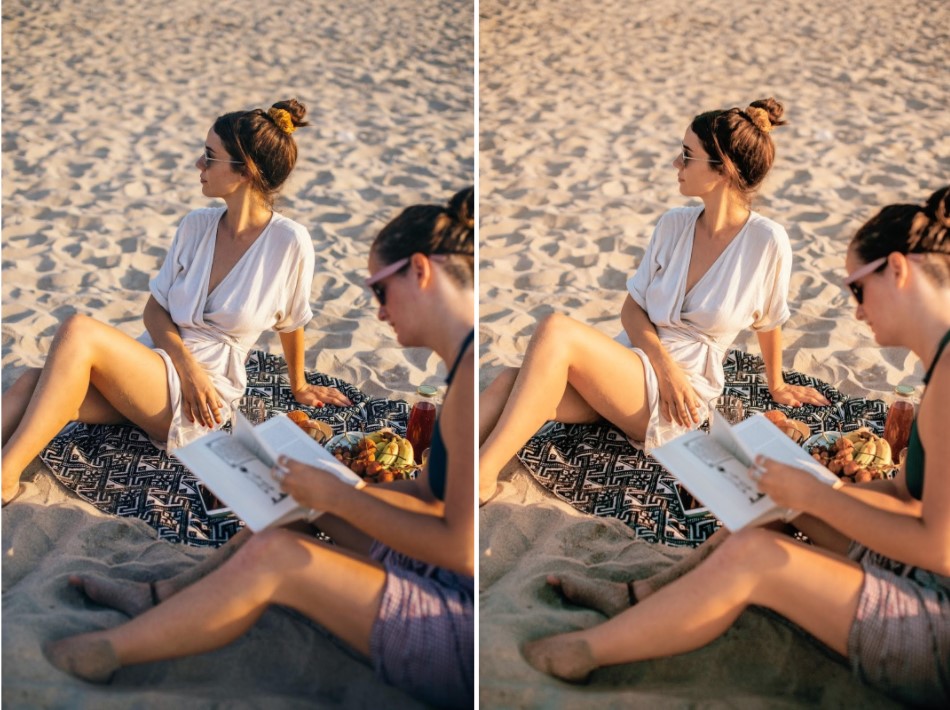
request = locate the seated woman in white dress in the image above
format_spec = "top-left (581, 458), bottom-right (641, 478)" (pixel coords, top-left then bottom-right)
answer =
top-left (1, 98), bottom-right (351, 505)
top-left (479, 97), bottom-right (829, 503)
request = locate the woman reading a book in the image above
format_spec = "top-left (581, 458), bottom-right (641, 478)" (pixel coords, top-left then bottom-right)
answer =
top-left (46, 188), bottom-right (476, 709)
top-left (1, 98), bottom-right (351, 505)
top-left (522, 186), bottom-right (950, 707)
top-left (479, 97), bottom-right (829, 504)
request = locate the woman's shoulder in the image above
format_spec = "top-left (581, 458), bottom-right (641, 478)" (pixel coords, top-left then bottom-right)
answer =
top-left (744, 211), bottom-right (791, 254)
top-left (268, 212), bottom-right (313, 249)
top-left (746, 211), bottom-right (789, 240)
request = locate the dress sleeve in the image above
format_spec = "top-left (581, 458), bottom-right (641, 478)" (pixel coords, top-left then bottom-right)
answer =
top-left (273, 231), bottom-right (315, 333)
top-left (750, 227), bottom-right (792, 331)
top-left (149, 216), bottom-right (190, 311)
top-left (626, 213), bottom-right (666, 310)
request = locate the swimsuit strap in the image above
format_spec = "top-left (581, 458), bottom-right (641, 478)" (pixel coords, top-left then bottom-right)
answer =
top-left (923, 328), bottom-right (950, 384)
top-left (445, 329), bottom-right (475, 385)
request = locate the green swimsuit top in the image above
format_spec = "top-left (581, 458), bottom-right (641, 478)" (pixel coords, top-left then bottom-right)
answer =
top-left (904, 328), bottom-right (950, 500)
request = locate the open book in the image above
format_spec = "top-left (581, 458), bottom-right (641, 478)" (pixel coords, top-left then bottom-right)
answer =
top-left (174, 412), bottom-right (362, 532)
top-left (652, 412), bottom-right (840, 531)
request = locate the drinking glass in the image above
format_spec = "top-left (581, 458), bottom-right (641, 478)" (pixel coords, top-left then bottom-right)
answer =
top-left (233, 395), bottom-right (267, 425)
top-left (710, 395), bottom-right (745, 425)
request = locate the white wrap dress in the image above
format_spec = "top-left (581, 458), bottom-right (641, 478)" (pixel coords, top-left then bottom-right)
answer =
top-left (617, 205), bottom-right (792, 452)
top-left (140, 207), bottom-right (315, 450)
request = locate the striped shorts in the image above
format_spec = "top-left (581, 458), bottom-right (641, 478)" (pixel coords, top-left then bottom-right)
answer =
top-left (368, 542), bottom-right (474, 709)
top-left (847, 550), bottom-right (950, 707)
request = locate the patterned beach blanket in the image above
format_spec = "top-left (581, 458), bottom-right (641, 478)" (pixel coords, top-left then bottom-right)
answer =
top-left (39, 351), bottom-right (410, 548)
top-left (517, 350), bottom-right (889, 548)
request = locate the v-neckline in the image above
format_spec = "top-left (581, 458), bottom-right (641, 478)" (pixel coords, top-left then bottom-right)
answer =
top-left (682, 209), bottom-right (751, 300)
top-left (205, 211), bottom-right (274, 300)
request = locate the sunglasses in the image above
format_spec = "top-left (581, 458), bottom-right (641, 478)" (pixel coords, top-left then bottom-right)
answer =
top-left (201, 148), bottom-right (244, 168)
top-left (365, 257), bottom-right (411, 306)
top-left (844, 256), bottom-right (888, 304)
top-left (679, 148), bottom-right (721, 165)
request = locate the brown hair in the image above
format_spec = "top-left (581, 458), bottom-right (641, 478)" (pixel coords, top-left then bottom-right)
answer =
top-left (372, 187), bottom-right (475, 286)
top-left (690, 97), bottom-right (786, 202)
top-left (849, 186), bottom-right (950, 285)
top-left (213, 98), bottom-right (308, 208)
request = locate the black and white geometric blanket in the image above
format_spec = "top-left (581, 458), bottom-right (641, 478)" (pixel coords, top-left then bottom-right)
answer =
top-left (39, 351), bottom-right (410, 548)
top-left (517, 349), bottom-right (889, 548)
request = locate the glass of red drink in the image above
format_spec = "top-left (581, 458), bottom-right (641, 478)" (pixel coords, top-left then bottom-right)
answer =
top-left (406, 400), bottom-right (437, 464)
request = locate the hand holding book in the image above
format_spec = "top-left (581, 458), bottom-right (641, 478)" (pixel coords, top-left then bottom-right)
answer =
top-left (652, 412), bottom-right (841, 531)
top-left (272, 454), bottom-right (368, 515)
top-left (749, 453), bottom-right (843, 515)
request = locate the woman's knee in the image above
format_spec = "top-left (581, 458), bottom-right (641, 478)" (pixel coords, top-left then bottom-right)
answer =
top-left (535, 311), bottom-right (575, 340)
top-left (234, 529), bottom-right (311, 573)
top-left (712, 527), bottom-right (786, 572)
top-left (53, 313), bottom-right (100, 351)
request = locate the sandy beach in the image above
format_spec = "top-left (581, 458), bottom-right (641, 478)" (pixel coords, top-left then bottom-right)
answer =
top-left (479, 0), bottom-right (949, 706)
top-left (1, 0), bottom-right (472, 706)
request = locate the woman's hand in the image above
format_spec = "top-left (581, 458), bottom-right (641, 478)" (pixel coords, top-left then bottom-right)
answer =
top-left (750, 455), bottom-right (831, 512)
top-left (768, 382), bottom-right (831, 408)
top-left (291, 384), bottom-right (353, 408)
top-left (272, 456), bottom-right (364, 513)
top-left (655, 361), bottom-right (702, 427)
top-left (178, 357), bottom-right (223, 428)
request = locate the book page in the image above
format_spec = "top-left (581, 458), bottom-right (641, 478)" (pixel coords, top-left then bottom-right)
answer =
top-left (653, 427), bottom-right (781, 531)
top-left (254, 415), bottom-right (361, 486)
top-left (174, 430), bottom-right (301, 532)
top-left (683, 435), bottom-right (765, 506)
top-left (731, 415), bottom-right (838, 486)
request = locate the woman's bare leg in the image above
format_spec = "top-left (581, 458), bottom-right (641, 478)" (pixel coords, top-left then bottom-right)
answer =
top-left (46, 528), bottom-right (387, 680)
top-left (2, 314), bottom-right (174, 501)
top-left (69, 512), bottom-right (378, 619)
top-left (524, 528), bottom-right (863, 681)
top-left (2, 368), bottom-right (42, 447)
top-left (479, 313), bottom-right (652, 500)
top-left (548, 528), bottom-right (734, 616)
top-left (69, 528), bottom-right (256, 616)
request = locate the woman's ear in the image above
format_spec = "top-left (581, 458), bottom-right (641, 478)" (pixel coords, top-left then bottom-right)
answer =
top-left (888, 251), bottom-right (911, 287)
top-left (410, 252), bottom-right (435, 287)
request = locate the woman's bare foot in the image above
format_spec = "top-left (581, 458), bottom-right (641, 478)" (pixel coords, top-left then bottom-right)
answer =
top-left (44, 635), bottom-right (120, 683)
top-left (546, 574), bottom-right (632, 617)
top-left (69, 575), bottom-right (157, 617)
top-left (523, 636), bottom-right (597, 682)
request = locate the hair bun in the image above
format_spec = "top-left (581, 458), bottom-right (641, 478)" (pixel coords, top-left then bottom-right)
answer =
top-left (448, 187), bottom-right (475, 229)
top-left (746, 98), bottom-right (786, 133)
top-left (269, 99), bottom-right (309, 134)
top-left (924, 186), bottom-right (950, 228)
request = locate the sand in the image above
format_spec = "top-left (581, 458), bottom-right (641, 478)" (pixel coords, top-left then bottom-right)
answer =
top-left (478, 0), bottom-right (948, 706)
top-left (2, 0), bottom-right (472, 706)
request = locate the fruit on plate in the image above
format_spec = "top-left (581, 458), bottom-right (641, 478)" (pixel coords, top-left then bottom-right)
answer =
top-left (807, 428), bottom-right (895, 483)
top-left (329, 428), bottom-right (417, 483)
top-left (287, 410), bottom-right (333, 443)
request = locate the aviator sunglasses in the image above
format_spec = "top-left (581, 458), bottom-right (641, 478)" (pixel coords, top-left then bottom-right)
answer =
top-left (201, 148), bottom-right (244, 168)
top-left (843, 256), bottom-right (888, 304)
top-left (679, 148), bottom-right (721, 165)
